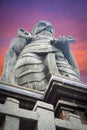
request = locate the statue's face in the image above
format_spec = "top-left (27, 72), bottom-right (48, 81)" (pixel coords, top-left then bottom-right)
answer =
top-left (31, 21), bottom-right (54, 36)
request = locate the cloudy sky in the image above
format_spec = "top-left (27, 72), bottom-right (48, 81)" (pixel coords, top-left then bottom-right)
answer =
top-left (0, 0), bottom-right (87, 83)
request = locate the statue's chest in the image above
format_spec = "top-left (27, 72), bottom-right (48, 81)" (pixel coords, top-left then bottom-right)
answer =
top-left (20, 38), bottom-right (59, 54)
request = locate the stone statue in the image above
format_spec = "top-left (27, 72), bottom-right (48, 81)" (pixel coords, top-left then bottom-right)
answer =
top-left (1, 21), bottom-right (80, 91)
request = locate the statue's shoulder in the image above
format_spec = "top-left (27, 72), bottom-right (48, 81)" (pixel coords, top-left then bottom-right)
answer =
top-left (8, 28), bottom-right (32, 56)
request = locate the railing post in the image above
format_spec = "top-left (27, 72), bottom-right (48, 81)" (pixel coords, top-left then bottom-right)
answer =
top-left (67, 113), bottom-right (83, 130)
top-left (33, 101), bottom-right (56, 130)
top-left (1, 98), bottom-right (20, 130)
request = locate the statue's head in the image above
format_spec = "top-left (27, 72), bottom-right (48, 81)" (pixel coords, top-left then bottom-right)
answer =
top-left (31, 21), bottom-right (54, 36)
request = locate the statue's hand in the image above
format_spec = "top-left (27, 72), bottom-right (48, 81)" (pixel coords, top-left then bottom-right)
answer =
top-left (50, 35), bottom-right (75, 51)
top-left (56, 35), bottom-right (75, 45)
top-left (18, 29), bottom-right (32, 41)
top-left (66, 35), bottom-right (76, 43)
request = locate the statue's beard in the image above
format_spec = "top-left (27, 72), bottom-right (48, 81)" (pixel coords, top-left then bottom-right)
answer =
top-left (38, 30), bottom-right (54, 37)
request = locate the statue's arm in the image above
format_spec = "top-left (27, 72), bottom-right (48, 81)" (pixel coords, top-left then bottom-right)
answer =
top-left (1, 29), bottom-right (32, 83)
top-left (51, 36), bottom-right (80, 78)
top-left (9, 29), bottom-right (32, 55)
top-left (61, 42), bottom-right (80, 78)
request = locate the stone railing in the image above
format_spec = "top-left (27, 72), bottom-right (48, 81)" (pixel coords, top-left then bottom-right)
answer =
top-left (0, 76), bottom-right (87, 130)
top-left (0, 97), bottom-right (87, 130)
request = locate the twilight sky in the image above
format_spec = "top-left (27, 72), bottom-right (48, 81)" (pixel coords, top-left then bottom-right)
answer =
top-left (0, 0), bottom-right (87, 83)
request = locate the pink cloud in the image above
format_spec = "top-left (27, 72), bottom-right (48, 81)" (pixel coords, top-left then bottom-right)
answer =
top-left (72, 50), bottom-right (87, 72)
